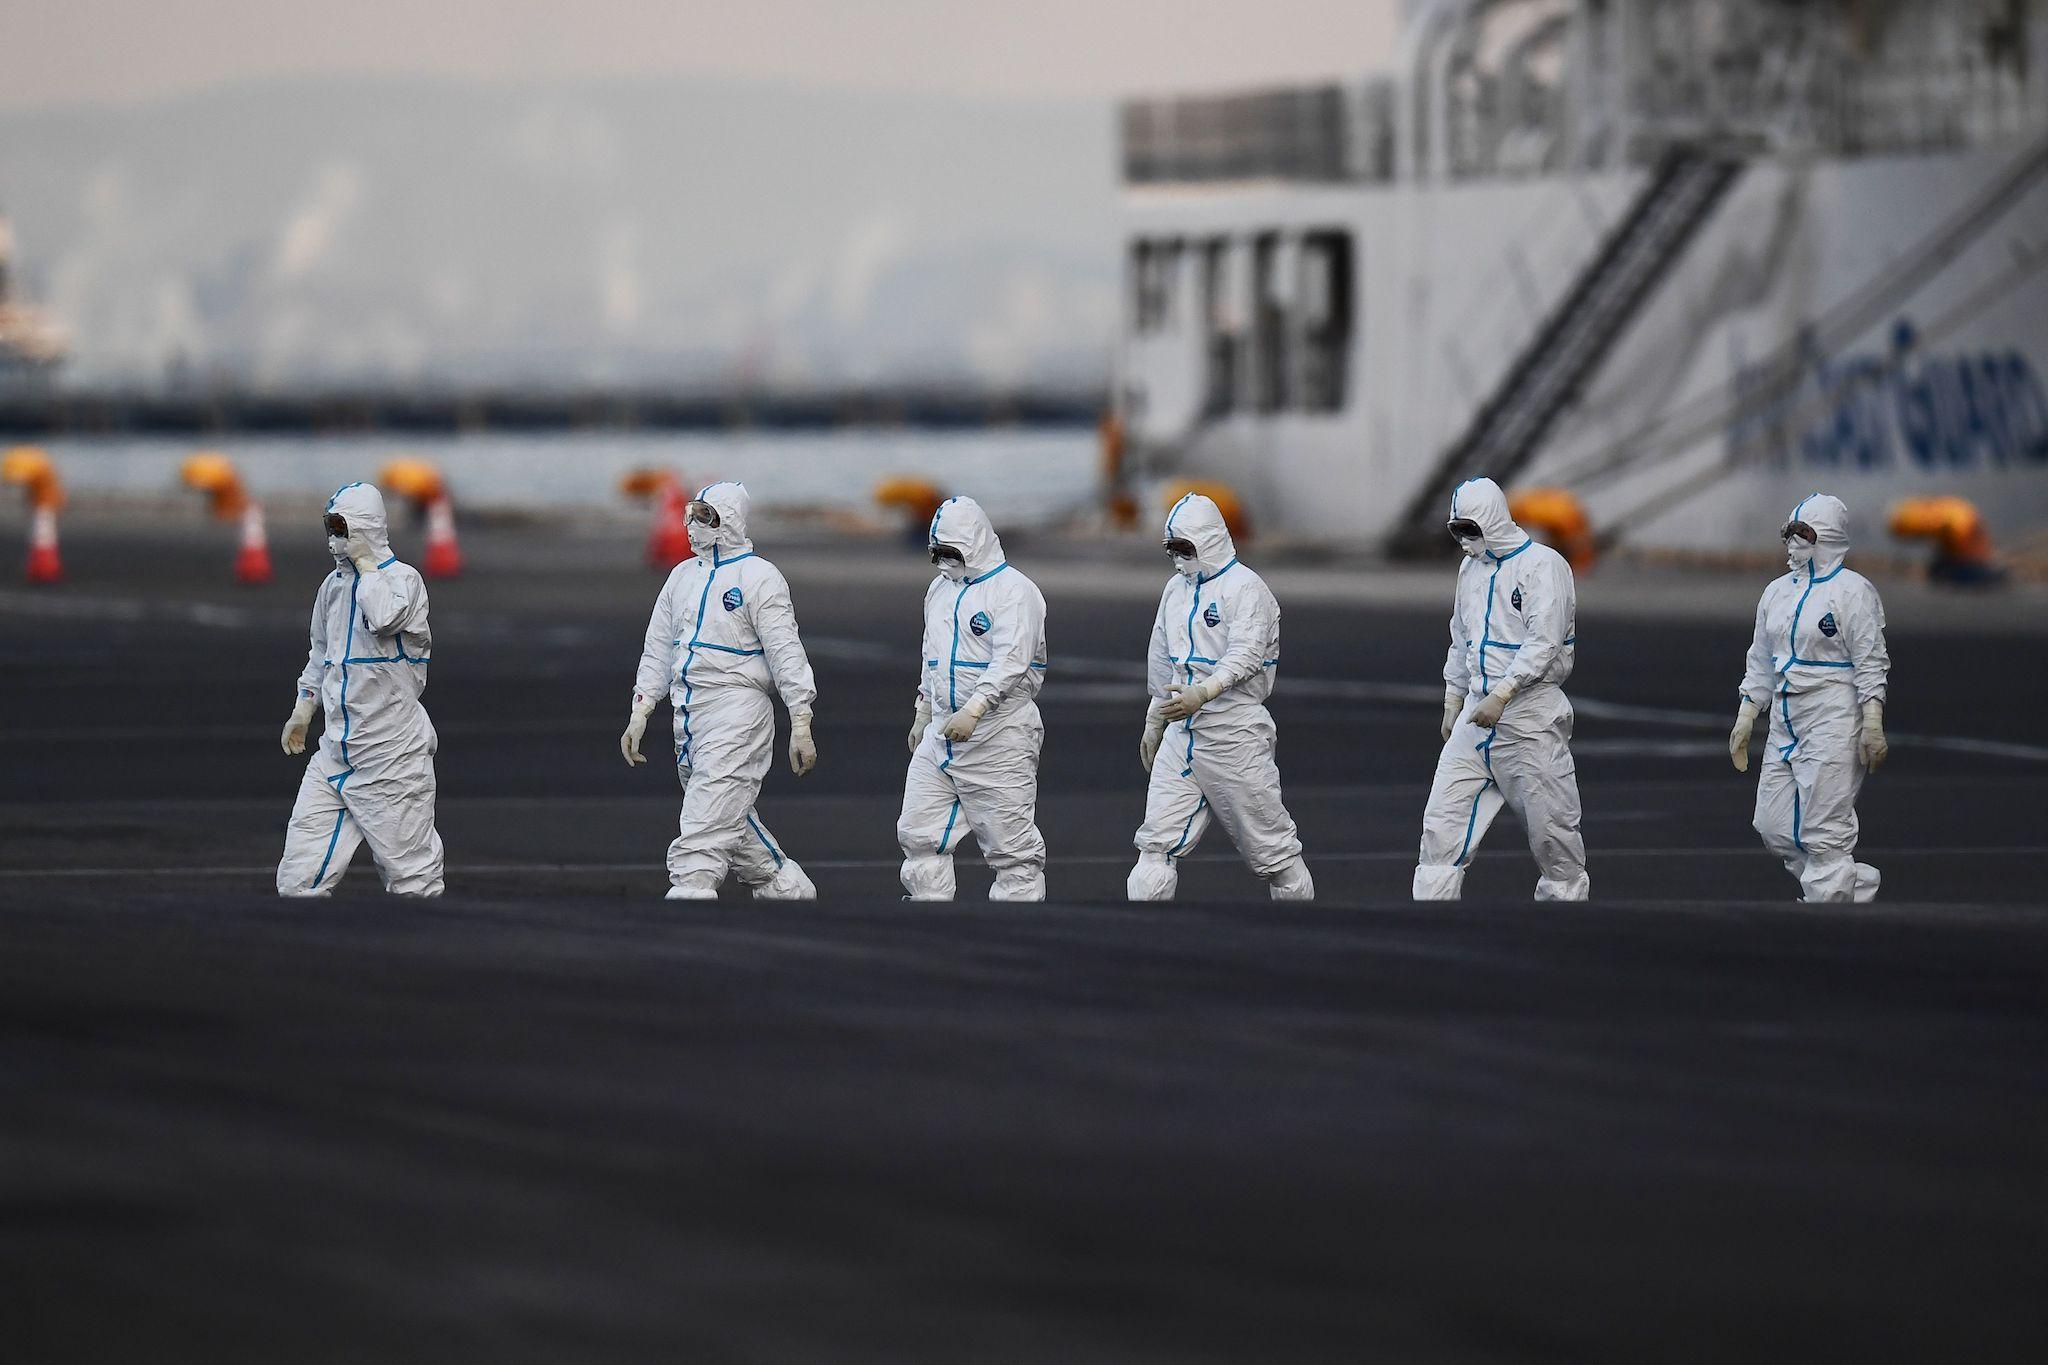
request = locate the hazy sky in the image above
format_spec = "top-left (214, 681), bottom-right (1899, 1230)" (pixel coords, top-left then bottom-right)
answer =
top-left (4, 0), bottom-right (1402, 109)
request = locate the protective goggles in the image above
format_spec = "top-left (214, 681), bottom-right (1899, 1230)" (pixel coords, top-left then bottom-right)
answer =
top-left (929, 544), bottom-right (966, 567)
top-left (323, 512), bottom-right (349, 538)
top-left (1780, 520), bottom-right (1817, 544)
top-left (1162, 537), bottom-right (1198, 559)
top-left (684, 499), bottom-right (721, 528)
top-left (1446, 518), bottom-right (1483, 540)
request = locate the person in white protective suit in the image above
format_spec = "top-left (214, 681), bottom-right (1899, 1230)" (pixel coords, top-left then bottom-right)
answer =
top-left (1128, 492), bottom-right (1314, 901)
top-left (1413, 477), bottom-right (1589, 901)
top-left (898, 496), bottom-right (1050, 900)
top-left (1728, 492), bottom-right (1890, 902)
top-left (276, 482), bottom-right (445, 896)
top-left (621, 481), bottom-right (820, 900)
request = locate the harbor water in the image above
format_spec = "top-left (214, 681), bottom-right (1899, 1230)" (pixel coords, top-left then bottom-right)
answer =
top-left (25, 428), bottom-right (1102, 524)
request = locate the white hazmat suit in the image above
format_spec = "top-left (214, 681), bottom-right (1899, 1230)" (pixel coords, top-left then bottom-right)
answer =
top-left (277, 482), bottom-right (445, 896)
top-left (1414, 478), bottom-right (1589, 901)
top-left (1733, 493), bottom-right (1890, 903)
top-left (1128, 493), bottom-right (1313, 901)
top-left (628, 482), bottom-right (819, 899)
top-left (898, 496), bottom-right (1049, 900)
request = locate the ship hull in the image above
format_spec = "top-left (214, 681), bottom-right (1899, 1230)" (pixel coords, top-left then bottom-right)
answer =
top-left (1119, 141), bottom-right (2048, 552)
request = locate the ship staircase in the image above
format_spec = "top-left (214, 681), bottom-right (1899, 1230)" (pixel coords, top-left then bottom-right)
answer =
top-left (1389, 145), bottom-right (1744, 554)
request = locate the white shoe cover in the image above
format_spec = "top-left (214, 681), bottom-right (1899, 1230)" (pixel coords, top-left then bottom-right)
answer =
top-left (752, 860), bottom-right (817, 900)
top-left (1267, 856), bottom-right (1315, 901)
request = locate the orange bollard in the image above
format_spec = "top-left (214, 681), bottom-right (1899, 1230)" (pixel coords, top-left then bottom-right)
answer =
top-left (422, 494), bottom-right (463, 579)
top-left (377, 458), bottom-right (462, 579)
top-left (24, 503), bottom-right (61, 583)
top-left (1889, 495), bottom-right (2004, 587)
top-left (5, 446), bottom-right (65, 584)
top-left (1099, 412), bottom-right (1137, 530)
top-left (180, 451), bottom-right (249, 516)
top-left (180, 451), bottom-right (261, 583)
top-left (1508, 487), bottom-right (1596, 572)
top-left (234, 503), bottom-right (274, 585)
top-left (621, 468), bottom-right (695, 570)
top-left (874, 475), bottom-right (945, 548)
top-left (1162, 480), bottom-right (1250, 541)
top-left (647, 482), bottom-right (693, 569)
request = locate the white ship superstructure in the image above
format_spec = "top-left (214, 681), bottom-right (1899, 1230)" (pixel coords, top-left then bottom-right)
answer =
top-left (1115, 0), bottom-right (2048, 555)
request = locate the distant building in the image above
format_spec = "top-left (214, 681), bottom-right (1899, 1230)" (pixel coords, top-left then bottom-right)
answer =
top-left (0, 213), bottom-right (67, 392)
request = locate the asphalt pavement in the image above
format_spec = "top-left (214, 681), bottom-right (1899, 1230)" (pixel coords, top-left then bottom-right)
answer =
top-left (3, 512), bottom-right (2045, 1361)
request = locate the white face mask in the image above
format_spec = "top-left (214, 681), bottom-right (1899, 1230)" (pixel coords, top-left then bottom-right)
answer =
top-left (687, 521), bottom-right (720, 556)
top-left (936, 554), bottom-right (968, 582)
top-left (1457, 535), bottom-right (1486, 559)
top-left (1785, 536), bottom-right (1814, 572)
top-left (327, 535), bottom-right (350, 561)
top-left (1172, 552), bottom-right (1200, 580)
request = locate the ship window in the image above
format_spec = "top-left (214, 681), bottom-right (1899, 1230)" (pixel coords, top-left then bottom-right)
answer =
top-left (1130, 241), bottom-right (1159, 332)
top-left (1130, 238), bottom-right (1184, 334)
top-left (1251, 232), bottom-right (1289, 413)
top-left (1200, 238), bottom-right (1241, 416)
top-left (1297, 230), bottom-right (1352, 413)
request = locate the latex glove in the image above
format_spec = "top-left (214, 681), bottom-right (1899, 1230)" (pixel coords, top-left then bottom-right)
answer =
top-left (1859, 699), bottom-right (1888, 772)
top-left (1139, 701), bottom-right (1168, 774)
top-left (908, 697), bottom-right (932, 755)
top-left (1729, 698), bottom-right (1761, 773)
top-left (280, 695), bottom-right (316, 755)
top-left (345, 530), bottom-right (380, 573)
top-left (789, 710), bottom-right (817, 777)
top-left (1440, 684), bottom-right (1465, 741)
top-left (1160, 677), bottom-right (1223, 722)
top-left (1467, 680), bottom-right (1517, 729)
top-left (941, 693), bottom-right (991, 742)
top-left (620, 696), bottom-right (657, 766)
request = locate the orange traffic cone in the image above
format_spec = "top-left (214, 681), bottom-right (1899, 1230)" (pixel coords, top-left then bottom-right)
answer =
top-left (24, 503), bottom-right (61, 583)
top-left (234, 503), bottom-right (274, 585)
top-left (423, 495), bottom-right (463, 579)
top-left (646, 482), bottom-right (694, 569)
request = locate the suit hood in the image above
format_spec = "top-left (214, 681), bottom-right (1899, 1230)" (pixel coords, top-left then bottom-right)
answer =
top-left (1163, 492), bottom-right (1237, 579)
top-left (1787, 491), bottom-right (1850, 576)
top-left (695, 480), bottom-right (754, 555)
top-left (1450, 478), bottom-right (1529, 558)
top-left (326, 482), bottom-right (393, 565)
top-left (928, 496), bottom-right (1005, 578)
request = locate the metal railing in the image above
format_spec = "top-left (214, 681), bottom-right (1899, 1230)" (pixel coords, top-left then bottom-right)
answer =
top-left (1120, 0), bottom-right (2046, 187)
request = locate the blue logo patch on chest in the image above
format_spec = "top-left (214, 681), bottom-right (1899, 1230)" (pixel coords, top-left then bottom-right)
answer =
top-left (969, 610), bottom-right (993, 636)
top-left (722, 587), bottom-right (744, 612)
top-left (1511, 586), bottom-right (1523, 611)
top-left (1203, 602), bottom-right (1221, 627)
top-left (1818, 611), bottom-right (1838, 637)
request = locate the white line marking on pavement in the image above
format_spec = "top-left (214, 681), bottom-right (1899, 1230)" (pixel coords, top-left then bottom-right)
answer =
top-left (822, 639), bottom-right (2048, 763)
top-left (5, 847), bottom-right (2045, 880)
top-left (0, 589), bottom-right (259, 628)
top-left (3, 615), bottom-right (2041, 763)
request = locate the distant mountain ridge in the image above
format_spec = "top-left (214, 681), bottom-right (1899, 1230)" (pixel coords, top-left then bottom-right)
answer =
top-left (0, 74), bottom-right (1118, 390)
